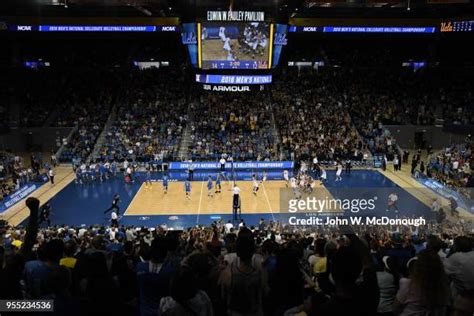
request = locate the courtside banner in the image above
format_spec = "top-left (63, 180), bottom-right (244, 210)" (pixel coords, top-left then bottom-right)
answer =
top-left (9, 25), bottom-right (177, 32)
top-left (168, 161), bottom-right (294, 170)
top-left (196, 74), bottom-right (272, 84)
top-left (416, 174), bottom-right (474, 214)
top-left (0, 183), bottom-right (40, 213)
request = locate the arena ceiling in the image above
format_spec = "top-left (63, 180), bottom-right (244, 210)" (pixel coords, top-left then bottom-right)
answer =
top-left (0, 0), bottom-right (473, 18)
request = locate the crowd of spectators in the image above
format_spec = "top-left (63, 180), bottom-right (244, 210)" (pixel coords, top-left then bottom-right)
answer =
top-left (96, 68), bottom-right (187, 163)
top-left (11, 64), bottom-right (473, 165)
top-left (59, 68), bottom-right (185, 163)
top-left (288, 43), bottom-right (472, 128)
top-left (273, 68), bottom-right (366, 162)
top-left (0, 152), bottom-right (25, 201)
top-left (17, 69), bottom-right (60, 127)
top-left (439, 77), bottom-right (474, 127)
top-left (425, 136), bottom-right (473, 190)
top-left (1, 198), bottom-right (473, 316)
top-left (272, 66), bottom-right (468, 160)
top-left (189, 92), bottom-right (276, 161)
top-left (59, 117), bottom-right (106, 163)
top-left (50, 69), bottom-right (120, 128)
top-left (0, 74), bottom-right (11, 133)
top-left (9, 68), bottom-right (115, 129)
top-left (0, 153), bottom-right (46, 202)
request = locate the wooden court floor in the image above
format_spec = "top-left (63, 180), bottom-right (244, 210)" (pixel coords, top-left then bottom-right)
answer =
top-left (124, 180), bottom-right (338, 216)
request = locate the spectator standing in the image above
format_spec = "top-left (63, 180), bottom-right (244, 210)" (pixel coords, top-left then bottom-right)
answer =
top-left (376, 256), bottom-right (400, 316)
top-left (48, 168), bottom-right (55, 184)
top-left (444, 236), bottom-right (474, 316)
top-left (393, 250), bottom-right (450, 316)
top-left (219, 228), bottom-right (265, 316)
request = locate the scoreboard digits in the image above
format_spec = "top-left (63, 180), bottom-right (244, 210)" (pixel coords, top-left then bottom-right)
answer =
top-left (440, 20), bottom-right (474, 32)
top-left (206, 60), bottom-right (267, 69)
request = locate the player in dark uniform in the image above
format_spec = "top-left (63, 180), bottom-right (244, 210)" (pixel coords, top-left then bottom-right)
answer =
top-left (345, 159), bottom-right (352, 174)
top-left (232, 184), bottom-right (241, 221)
top-left (104, 194), bottom-right (120, 215)
top-left (39, 203), bottom-right (52, 226)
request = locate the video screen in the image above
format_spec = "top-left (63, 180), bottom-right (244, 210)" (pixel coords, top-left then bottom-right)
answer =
top-left (181, 23), bottom-right (198, 68)
top-left (200, 22), bottom-right (271, 70)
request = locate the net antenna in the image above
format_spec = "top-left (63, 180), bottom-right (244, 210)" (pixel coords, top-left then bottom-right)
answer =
top-left (232, 158), bottom-right (236, 187)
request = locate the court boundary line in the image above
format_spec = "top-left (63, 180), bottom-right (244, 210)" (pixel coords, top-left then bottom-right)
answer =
top-left (113, 180), bottom-right (287, 217)
top-left (381, 169), bottom-right (435, 206)
top-left (380, 168), bottom-right (472, 217)
top-left (123, 182), bottom-right (147, 216)
top-left (4, 169), bottom-right (75, 225)
top-left (196, 180), bottom-right (204, 224)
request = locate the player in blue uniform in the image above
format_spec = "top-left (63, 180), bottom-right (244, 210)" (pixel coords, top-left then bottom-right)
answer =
top-left (111, 161), bottom-right (117, 177)
top-left (145, 167), bottom-right (152, 188)
top-left (162, 174), bottom-right (169, 194)
top-left (185, 179), bottom-right (191, 199)
top-left (207, 176), bottom-right (213, 197)
top-left (99, 163), bottom-right (106, 182)
top-left (261, 170), bottom-right (267, 183)
top-left (215, 173), bottom-right (222, 194)
top-left (75, 168), bottom-right (82, 184)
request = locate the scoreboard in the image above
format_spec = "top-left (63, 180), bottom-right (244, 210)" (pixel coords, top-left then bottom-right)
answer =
top-left (440, 20), bottom-right (474, 32)
top-left (207, 60), bottom-right (269, 70)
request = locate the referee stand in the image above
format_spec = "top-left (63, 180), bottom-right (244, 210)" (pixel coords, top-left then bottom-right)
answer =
top-left (229, 159), bottom-right (241, 224)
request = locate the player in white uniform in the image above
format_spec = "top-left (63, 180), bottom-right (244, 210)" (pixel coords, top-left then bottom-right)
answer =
top-left (306, 176), bottom-right (315, 193)
top-left (290, 177), bottom-right (301, 200)
top-left (283, 170), bottom-right (289, 187)
top-left (201, 27), bottom-right (208, 40)
top-left (90, 162), bottom-right (96, 180)
top-left (335, 162), bottom-right (343, 181)
top-left (320, 167), bottom-right (327, 183)
top-left (250, 36), bottom-right (259, 52)
top-left (223, 38), bottom-right (234, 61)
top-left (261, 171), bottom-right (267, 183)
top-left (252, 174), bottom-right (259, 195)
top-left (219, 26), bottom-right (226, 41)
top-left (298, 176), bottom-right (305, 189)
top-left (300, 161), bottom-right (308, 173)
top-left (258, 34), bottom-right (267, 55)
top-left (387, 193), bottom-right (399, 213)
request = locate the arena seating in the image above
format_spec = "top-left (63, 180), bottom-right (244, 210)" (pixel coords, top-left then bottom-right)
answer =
top-left (0, 153), bottom-right (46, 200)
top-left (8, 59), bottom-right (473, 166)
top-left (427, 137), bottom-right (473, 189)
top-left (189, 92), bottom-right (276, 161)
top-left (96, 69), bottom-right (187, 163)
top-left (273, 68), bottom-right (366, 162)
top-left (51, 69), bottom-right (118, 128)
top-left (17, 69), bottom-right (58, 127)
top-left (59, 118), bottom-right (105, 162)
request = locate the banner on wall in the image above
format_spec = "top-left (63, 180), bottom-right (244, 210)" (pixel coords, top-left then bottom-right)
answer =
top-left (0, 175), bottom-right (48, 213)
top-left (168, 161), bottom-right (294, 170)
top-left (0, 184), bottom-right (38, 213)
top-left (416, 174), bottom-right (474, 214)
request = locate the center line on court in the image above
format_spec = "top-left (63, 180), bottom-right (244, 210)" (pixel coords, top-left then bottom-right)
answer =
top-left (196, 180), bottom-right (204, 224)
top-left (262, 182), bottom-right (276, 222)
